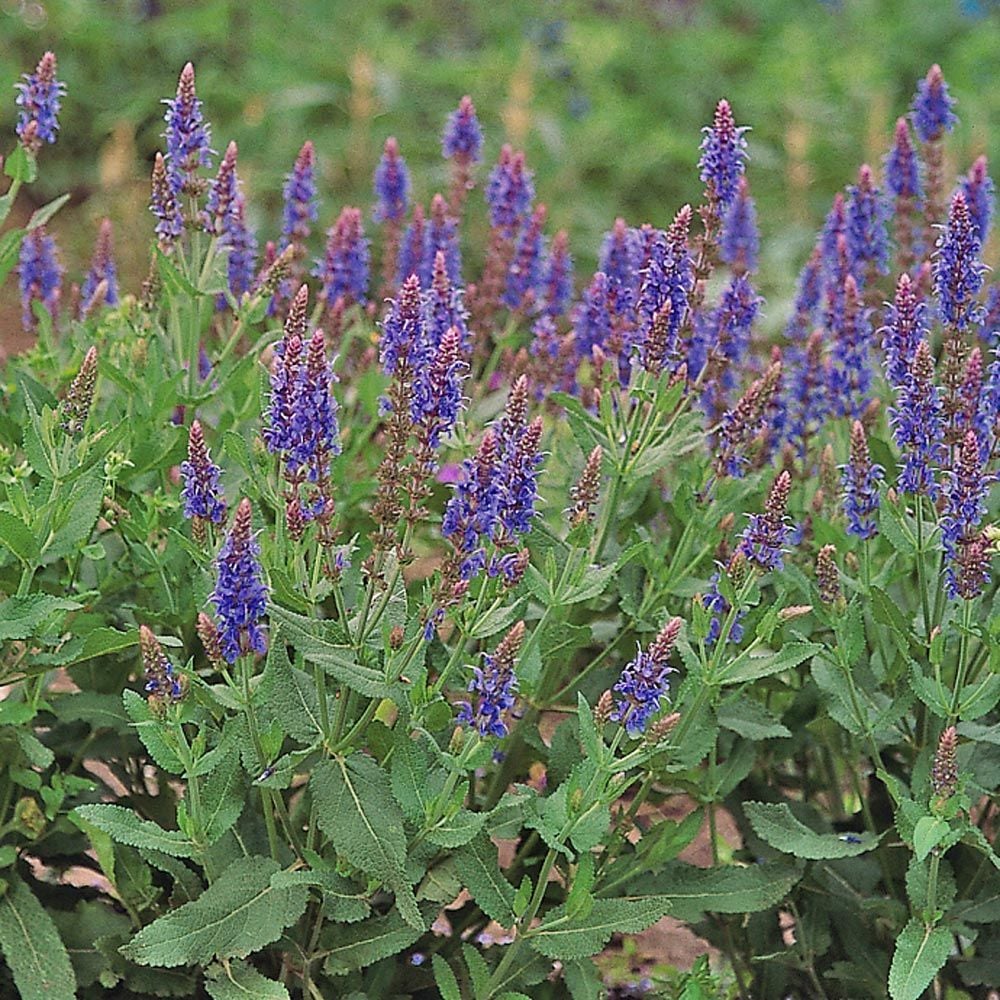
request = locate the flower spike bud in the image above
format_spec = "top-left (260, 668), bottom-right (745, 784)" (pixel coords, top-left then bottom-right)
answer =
top-left (139, 625), bottom-right (185, 706)
top-left (568, 445), bottom-right (603, 527)
top-left (374, 136), bottom-right (410, 224)
top-left (931, 726), bottom-right (958, 800)
top-left (442, 95), bottom-right (483, 166)
top-left (60, 346), bottom-right (98, 436)
top-left (15, 51), bottom-right (65, 152)
top-left (816, 545), bottom-right (843, 607)
top-left (150, 151), bottom-right (183, 245)
top-left (196, 612), bottom-right (225, 669)
top-left (911, 64), bottom-right (958, 144)
top-left (206, 140), bottom-right (239, 234)
top-left (698, 98), bottom-right (749, 210)
top-left (961, 154), bottom-right (995, 246)
top-left (738, 470), bottom-right (792, 572)
top-left (842, 421), bottom-right (882, 540)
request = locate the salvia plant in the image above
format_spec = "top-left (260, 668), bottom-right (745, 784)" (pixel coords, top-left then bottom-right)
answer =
top-left (1, 53), bottom-right (1000, 1000)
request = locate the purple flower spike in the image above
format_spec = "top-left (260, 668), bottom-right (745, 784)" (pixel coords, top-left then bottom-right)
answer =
top-left (289, 328), bottom-right (341, 484)
top-left (442, 430), bottom-right (502, 580)
top-left (424, 193), bottom-right (462, 286)
top-left (828, 273), bottom-right (873, 419)
top-left (81, 218), bottom-right (119, 312)
top-left (374, 136), bottom-right (410, 224)
top-left (181, 420), bottom-right (227, 526)
top-left (600, 219), bottom-right (643, 299)
top-left (380, 274), bottom-right (427, 375)
top-left (541, 230), bottom-right (573, 318)
top-left (150, 151), bottom-right (184, 245)
top-left (486, 145), bottom-right (535, 236)
top-left (934, 191), bottom-right (986, 332)
top-left (574, 272), bottom-right (614, 359)
top-left (911, 64), bottom-right (958, 143)
top-left (425, 251), bottom-right (471, 352)
top-left (785, 246), bottom-right (823, 343)
top-left (611, 618), bottom-right (681, 736)
top-left (942, 430), bottom-right (990, 600)
top-left (263, 287), bottom-right (308, 455)
top-left (890, 340), bottom-right (944, 499)
top-left (140, 626), bottom-right (185, 704)
top-left (412, 325), bottom-right (466, 449)
top-left (842, 421), bottom-right (883, 540)
top-left (396, 204), bottom-right (425, 288)
top-left (15, 51), bottom-right (65, 152)
top-left (443, 95), bottom-right (483, 165)
top-left (212, 498), bottom-right (268, 663)
top-left (845, 164), bottom-right (890, 280)
top-left (961, 155), bottom-right (995, 246)
top-left (504, 203), bottom-right (547, 311)
top-left (280, 141), bottom-right (318, 251)
top-left (882, 272), bottom-right (928, 386)
top-left (18, 226), bottom-right (62, 331)
top-left (315, 206), bottom-right (370, 307)
top-left (720, 176), bottom-right (759, 273)
top-left (698, 98), bottom-right (749, 209)
top-left (738, 471), bottom-right (792, 572)
top-left (885, 117), bottom-right (922, 201)
top-left (223, 194), bottom-right (258, 301)
top-left (456, 622), bottom-right (524, 738)
top-left (163, 62), bottom-right (213, 193)
top-left (206, 140), bottom-right (239, 234)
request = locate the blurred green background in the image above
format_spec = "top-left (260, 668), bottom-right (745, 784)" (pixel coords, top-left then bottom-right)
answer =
top-left (2, 0), bottom-right (999, 348)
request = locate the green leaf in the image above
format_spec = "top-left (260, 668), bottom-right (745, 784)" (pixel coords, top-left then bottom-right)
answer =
top-left (323, 908), bottom-right (425, 976)
top-left (888, 919), bottom-right (952, 1000)
top-left (261, 636), bottom-right (327, 743)
top-left (432, 955), bottom-right (462, 1000)
top-left (21, 392), bottom-right (56, 480)
top-left (122, 689), bottom-right (185, 773)
top-left (269, 869), bottom-right (370, 923)
top-left (744, 801), bottom-right (878, 859)
top-left (205, 959), bottom-right (290, 999)
top-left (390, 736), bottom-right (432, 822)
top-left (562, 562), bottom-right (616, 604)
top-left (0, 510), bottom-right (39, 563)
top-left (719, 642), bottom-right (823, 685)
top-left (72, 804), bottom-right (197, 858)
top-left (913, 816), bottom-right (950, 863)
top-left (0, 874), bottom-right (77, 1000)
top-left (4, 145), bottom-right (37, 183)
top-left (44, 468), bottom-right (104, 560)
top-left (425, 809), bottom-right (486, 849)
top-left (717, 698), bottom-right (791, 739)
top-left (121, 856), bottom-right (309, 967)
top-left (270, 604), bottom-right (394, 700)
top-left (312, 755), bottom-right (421, 928)
top-left (628, 860), bottom-right (801, 921)
top-left (202, 746), bottom-right (246, 845)
top-left (0, 594), bottom-right (81, 640)
top-left (529, 896), bottom-right (671, 960)
top-left (454, 831), bottom-right (517, 927)
top-left (25, 193), bottom-right (71, 231)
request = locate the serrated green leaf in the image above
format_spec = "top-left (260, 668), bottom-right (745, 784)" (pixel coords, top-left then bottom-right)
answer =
top-left (0, 510), bottom-right (39, 562)
top-left (205, 959), bottom-right (290, 999)
top-left (21, 392), bottom-right (55, 480)
top-left (913, 816), bottom-right (949, 863)
top-left (744, 801), bottom-right (878, 859)
top-left (26, 192), bottom-right (71, 232)
top-left (390, 736), bottom-right (431, 822)
top-left (73, 804), bottom-right (197, 858)
top-left (261, 636), bottom-right (327, 743)
top-left (44, 468), bottom-right (104, 560)
top-left (719, 641), bottom-right (822, 685)
top-left (432, 955), bottom-right (462, 1000)
top-left (0, 874), bottom-right (77, 1000)
top-left (627, 860), bottom-right (801, 921)
top-left (425, 809), bottom-right (485, 849)
top-left (121, 856), bottom-right (308, 967)
top-left (454, 831), bottom-right (517, 927)
top-left (202, 746), bottom-right (246, 845)
top-left (312, 755), bottom-right (421, 928)
top-left (529, 895), bottom-right (670, 960)
top-left (122, 689), bottom-right (185, 773)
top-left (717, 697), bottom-right (791, 739)
top-left (888, 919), bottom-right (952, 1000)
top-left (270, 869), bottom-right (370, 923)
top-left (323, 908), bottom-right (424, 976)
top-left (562, 562), bottom-right (616, 604)
top-left (0, 594), bottom-right (80, 640)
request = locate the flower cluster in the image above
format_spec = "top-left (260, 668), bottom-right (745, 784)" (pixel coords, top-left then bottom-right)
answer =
top-left (139, 626), bottom-right (185, 705)
top-left (180, 420), bottom-right (227, 535)
top-left (611, 617), bottom-right (681, 736)
top-left (698, 98), bottom-right (749, 209)
top-left (17, 226), bottom-right (62, 331)
top-left (14, 51), bottom-right (65, 151)
top-left (842, 421), bottom-right (883, 540)
top-left (457, 621), bottom-right (525, 738)
top-left (212, 498), bottom-right (268, 662)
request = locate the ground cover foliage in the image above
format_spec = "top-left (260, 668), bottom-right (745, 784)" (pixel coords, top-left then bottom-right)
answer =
top-left (2, 48), bottom-right (1000, 1000)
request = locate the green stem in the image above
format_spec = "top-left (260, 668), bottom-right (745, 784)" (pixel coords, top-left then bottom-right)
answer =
top-left (949, 599), bottom-right (975, 722)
